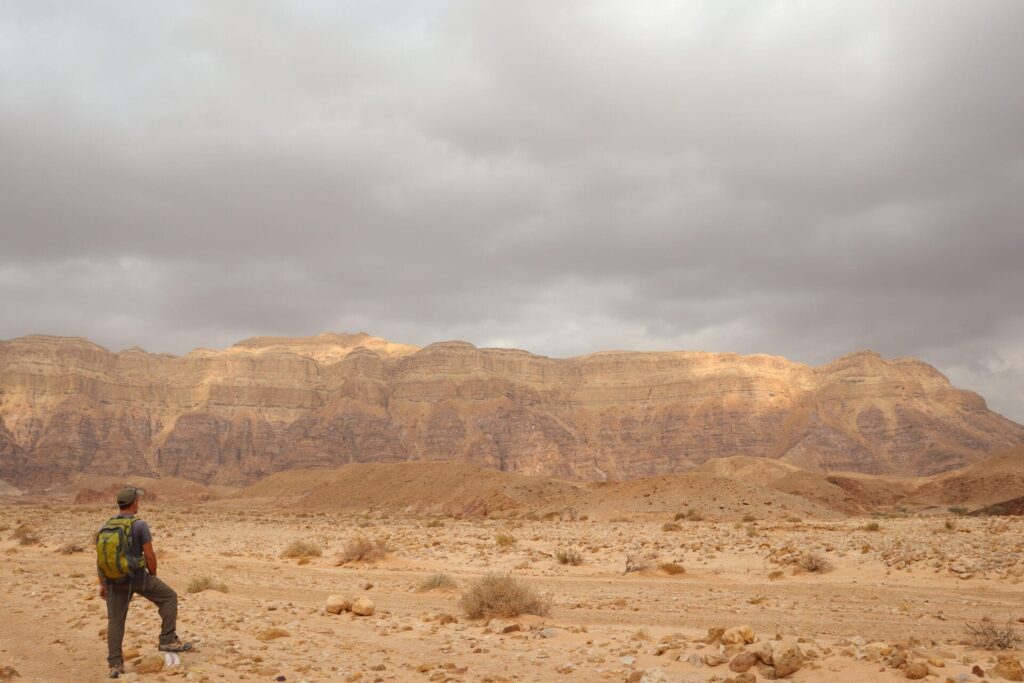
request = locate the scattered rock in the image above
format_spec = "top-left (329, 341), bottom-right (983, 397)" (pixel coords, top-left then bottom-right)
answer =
top-left (351, 597), bottom-right (375, 616)
top-left (772, 639), bottom-right (804, 678)
top-left (134, 653), bottom-right (166, 674)
top-left (730, 652), bottom-right (758, 673)
top-left (639, 668), bottom-right (669, 683)
top-left (325, 595), bottom-right (351, 614)
top-left (257, 627), bottom-right (290, 640)
top-left (487, 619), bottom-right (521, 634)
top-left (752, 641), bottom-right (774, 665)
top-left (992, 655), bottom-right (1024, 682)
top-left (904, 660), bottom-right (929, 679)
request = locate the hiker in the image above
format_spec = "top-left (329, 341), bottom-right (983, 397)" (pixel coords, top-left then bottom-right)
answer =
top-left (97, 486), bottom-right (191, 678)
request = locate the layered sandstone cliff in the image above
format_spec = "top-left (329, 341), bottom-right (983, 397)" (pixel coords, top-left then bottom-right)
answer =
top-left (1, 333), bottom-right (1021, 487)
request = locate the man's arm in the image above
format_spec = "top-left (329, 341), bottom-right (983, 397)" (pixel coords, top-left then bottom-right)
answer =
top-left (142, 541), bottom-right (157, 576)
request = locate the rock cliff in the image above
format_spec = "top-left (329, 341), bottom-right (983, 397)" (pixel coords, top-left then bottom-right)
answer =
top-left (1, 333), bottom-right (1021, 487)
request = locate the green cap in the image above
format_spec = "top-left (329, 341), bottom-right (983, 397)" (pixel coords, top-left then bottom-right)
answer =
top-left (116, 486), bottom-right (139, 506)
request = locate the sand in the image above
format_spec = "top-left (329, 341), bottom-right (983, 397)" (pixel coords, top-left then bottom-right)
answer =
top-left (1, 501), bottom-right (1022, 682)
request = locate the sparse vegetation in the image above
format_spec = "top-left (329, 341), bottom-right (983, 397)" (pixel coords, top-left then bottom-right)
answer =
top-left (187, 575), bottom-right (228, 594)
top-left (417, 573), bottom-right (457, 592)
top-left (659, 562), bottom-right (686, 575)
top-left (11, 524), bottom-right (39, 546)
top-left (624, 554), bottom-right (650, 573)
top-left (336, 536), bottom-right (389, 563)
top-left (768, 569), bottom-right (785, 580)
top-left (495, 532), bottom-right (516, 549)
top-left (555, 548), bottom-right (583, 565)
top-left (948, 506), bottom-right (969, 516)
top-left (661, 522), bottom-right (681, 532)
top-left (965, 615), bottom-right (1021, 650)
top-left (674, 509), bottom-right (703, 522)
top-left (863, 521), bottom-right (881, 532)
top-left (57, 541), bottom-right (84, 554)
top-left (741, 513), bottom-right (756, 523)
top-left (425, 519), bottom-right (444, 528)
top-left (799, 552), bottom-right (833, 573)
top-left (943, 519), bottom-right (957, 531)
top-left (281, 539), bottom-right (322, 558)
top-left (459, 573), bottom-right (550, 619)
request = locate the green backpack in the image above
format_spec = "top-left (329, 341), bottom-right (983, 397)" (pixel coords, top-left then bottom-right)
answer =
top-left (96, 517), bottom-right (146, 582)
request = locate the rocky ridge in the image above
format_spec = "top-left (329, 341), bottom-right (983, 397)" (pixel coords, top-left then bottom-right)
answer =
top-left (1, 333), bottom-right (1022, 487)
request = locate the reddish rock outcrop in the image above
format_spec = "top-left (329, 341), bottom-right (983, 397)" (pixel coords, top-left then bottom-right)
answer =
top-left (1, 333), bottom-right (1021, 487)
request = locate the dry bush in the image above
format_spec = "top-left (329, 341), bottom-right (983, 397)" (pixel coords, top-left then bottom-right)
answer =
top-left (863, 521), bottom-right (881, 532)
top-left (337, 536), bottom-right (389, 563)
top-left (768, 569), bottom-right (784, 580)
top-left (609, 516), bottom-right (632, 523)
top-left (187, 575), bottom-right (228, 594)
top-left (966, 616), bottom-right (1021, 650)
top-left (11, 524), bottom-right (39, 546)
top-left (624, 554), bottom-right (650, 573)
top-left (661, 522), bottom-right (681, 532)
top-left (57, 542), bottom-right (84, 555)
top-left (948, 506), bottom-right (969, 515)
top-left (659, 562), bottom-right (686, 575)
top-left (674, 509), bottom-right (703, 522)
top-left (459, 573), bottom-right (550, 619)
top-left (281, 539), bottom-right (322, 558)
top-left (741, 513), bottom-right (757, 523)
top-left (555, 548), bottom-right (583, 566)
top-left (494, 532), bottom-right (516, 549)
top-left (943, 519), bottom-right (957, 531)
top-left (417, 573), bottom-right (457, 592)
top-left (425, 519), bottom-right (444, 528)
top-left (799, 552), bottom-right (833, 573)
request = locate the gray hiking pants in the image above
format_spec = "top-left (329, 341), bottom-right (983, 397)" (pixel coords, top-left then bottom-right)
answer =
top-left (105, 572), bottom-right (178, 667)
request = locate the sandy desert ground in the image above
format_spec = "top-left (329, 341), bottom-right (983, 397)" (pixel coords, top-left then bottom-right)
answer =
top-left (2, 498), bottom-right (1023, 682)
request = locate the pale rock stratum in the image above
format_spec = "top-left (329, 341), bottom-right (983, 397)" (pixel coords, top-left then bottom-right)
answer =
top-left (0, 333), bottom-right (1021, 487)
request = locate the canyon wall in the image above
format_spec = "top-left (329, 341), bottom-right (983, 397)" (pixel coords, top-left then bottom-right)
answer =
top-left (1, 333), bottom-right (1022, 487)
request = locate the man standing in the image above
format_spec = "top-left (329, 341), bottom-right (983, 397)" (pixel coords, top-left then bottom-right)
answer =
top-left (98, 486), bottom-right (191, 678)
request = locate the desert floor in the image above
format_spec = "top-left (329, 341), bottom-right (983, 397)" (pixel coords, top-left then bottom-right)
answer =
top-left (1, 505), bottom-right (1023, 682)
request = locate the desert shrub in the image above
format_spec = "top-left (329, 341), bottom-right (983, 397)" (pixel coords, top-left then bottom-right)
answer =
top-left (786, 516), bottom-right (803, 523)
top-left (555, 548), bottom-right (583, 566)
top-left (741, 513), bottom-right (756, 523)
top-left (943, 519), bottom-right (957, 531)
top-left (675, 509), bottom-right (703, 522)
top-left (417, 572), bottom-right (457, 592)
top-left (746, 526), bottom-right (758, 537)
top-left (495, 532), bottom-right (516, 549)
top-left (966, 616), bottom-right (1021, 650)
top-left (425, 519), bottom-right (444, 528)
top-left (57, 542), bottom-right (84, 555)
top-left (661, 522), bottom-right (681, 532)
top-left (459, 573), bottom-right (550, 619)
top-left (11, 524), bottom-right (39, 546)
top-left (768, 569), bottom-right (784, 580)
top-left (948, 506), bottom-right (969, 515)
top-left (863, 521), bottom-right (881, 532)
top-left (609, 516), bottom-right (632, 523)
top-left (659, 562), bottom-right (686, 575)
top-left (799, 552), bottom-right (833, 573)
top-left (337, 536), bottom-right (389, 563)
top-left (187, 575), bottom-right (228, 594)
top-left (281, 539), bottom-right (322, 558)
top-left (624, 554), bottom-right (650, 573)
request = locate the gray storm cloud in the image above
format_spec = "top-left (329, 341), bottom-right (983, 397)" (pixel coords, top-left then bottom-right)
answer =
top-left (1, 1), bottom-right (1022, 421)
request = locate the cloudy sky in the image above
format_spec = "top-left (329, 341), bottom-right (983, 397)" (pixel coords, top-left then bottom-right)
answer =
top-left (1, 1), bottom-right (1022, 421)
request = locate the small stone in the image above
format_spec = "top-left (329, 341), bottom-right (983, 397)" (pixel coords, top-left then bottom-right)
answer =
top-left (730, 652), bottom-right (758, 673)
top-left (904, 661), bottom-right (929, 679)
top-left (257, 627), bottom-right (290, 640)
top-left (325, 595), bottom-right (351, 614)
top-left (351, 598), bottom-right (375, 616)
top-left (135, 653), bottom-right (166, 674)
top-left (538, 628), bottom-right (559, 638)
top-left (639, 668), bottom-right (669, 683)
top-left (992, 655), bottom-right (1024, 682)
top-left (772, 639), bottom-right (804, 677)
top-left (620, 655), bottom-right (636, 666)
top-left (487, 619), bottom-right (521, 634)
top-left (705, 653), bottom-right (726, 667)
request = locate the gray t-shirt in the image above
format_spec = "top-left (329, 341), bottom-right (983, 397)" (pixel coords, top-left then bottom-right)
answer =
top-left (97, 513), bottom-right (153, 581)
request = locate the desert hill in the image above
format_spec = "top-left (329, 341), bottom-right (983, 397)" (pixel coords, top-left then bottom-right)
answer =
top-left (1, 333), bottom-right (1023, 487)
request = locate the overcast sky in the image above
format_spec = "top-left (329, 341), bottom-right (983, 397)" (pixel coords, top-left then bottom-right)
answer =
top-left (1, 1), bottom-right (1022, 421)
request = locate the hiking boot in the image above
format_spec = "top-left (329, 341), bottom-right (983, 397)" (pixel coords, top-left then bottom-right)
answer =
top-left (109, 664), bottom-right (125, 678)
top-left (158, 638), bottom-right (192, 653)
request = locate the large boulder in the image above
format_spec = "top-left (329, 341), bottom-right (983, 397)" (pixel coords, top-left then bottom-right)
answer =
top-left (352, 597), bottom-right (375, 616)
top-left (772, 639), bottom-right (804, 678)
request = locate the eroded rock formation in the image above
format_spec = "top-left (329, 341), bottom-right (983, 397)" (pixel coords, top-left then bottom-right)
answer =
top-left (1, 333), bottom-right (1021, 487)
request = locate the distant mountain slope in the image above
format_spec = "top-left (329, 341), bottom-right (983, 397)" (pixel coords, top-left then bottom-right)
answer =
top-left (1, 333), bottom-right (1022, 487)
